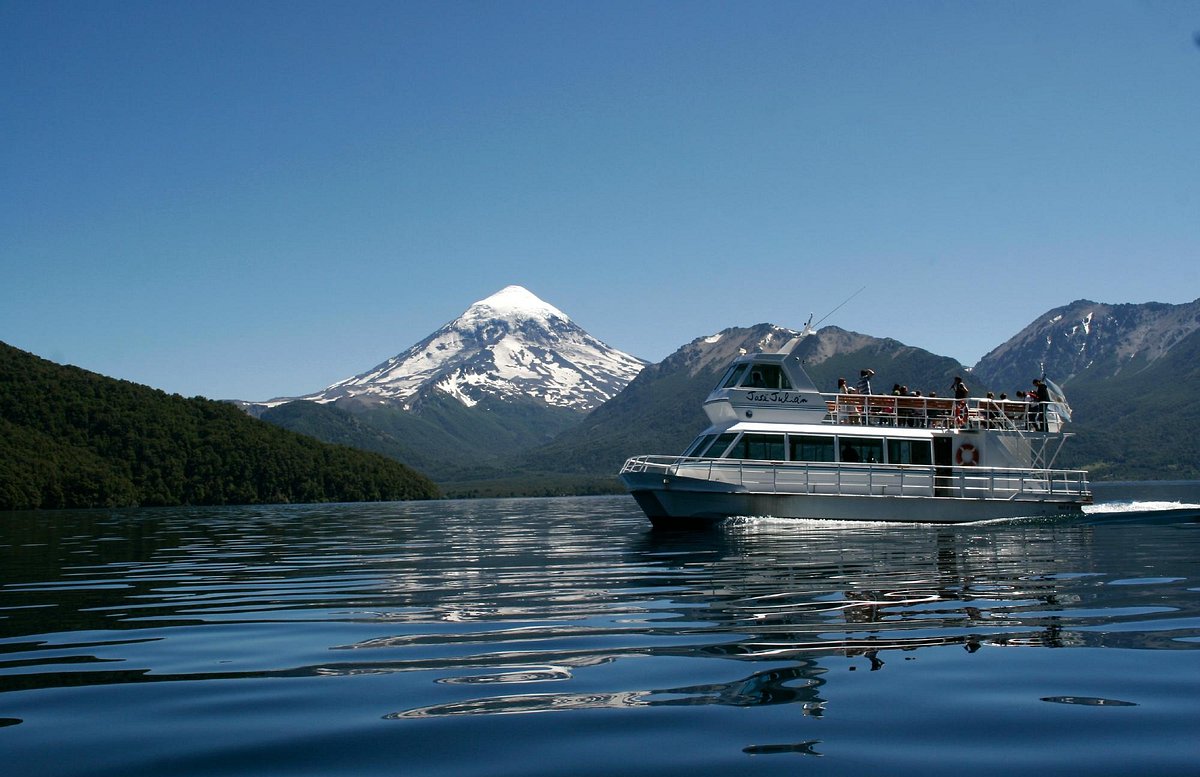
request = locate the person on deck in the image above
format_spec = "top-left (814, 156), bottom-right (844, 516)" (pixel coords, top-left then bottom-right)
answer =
top-left (856, 369), bottom-right (875, 395)
top-left (1033, 378), bottom-right (1050, 430)
top-left (1017, 390), bottom-right (1036, 430)
top-left (838, 377), bottom-right (860, 424)
top-left (951, 376), bottom-right (969, 428)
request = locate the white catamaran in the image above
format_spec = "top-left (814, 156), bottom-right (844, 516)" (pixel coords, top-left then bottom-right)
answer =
top-left (619, 326), bottom-right (1091, 527)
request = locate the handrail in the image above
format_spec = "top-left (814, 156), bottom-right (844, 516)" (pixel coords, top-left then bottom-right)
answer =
top-left (821, 392), bottom-right (1065, 432)
top-left (621, 455), bottom-right (1091, 501)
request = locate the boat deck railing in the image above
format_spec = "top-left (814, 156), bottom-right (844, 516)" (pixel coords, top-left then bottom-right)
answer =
top-left (820, 393), bottom-right (1066, 433)
top-left (621, 455), bottom-right (1091, 502)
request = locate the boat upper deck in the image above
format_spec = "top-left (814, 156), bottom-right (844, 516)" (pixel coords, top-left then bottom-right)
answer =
top-left (702, 333), bottom-right (1072, 434)
top-left (821, 393), bottom-right (1067, 433)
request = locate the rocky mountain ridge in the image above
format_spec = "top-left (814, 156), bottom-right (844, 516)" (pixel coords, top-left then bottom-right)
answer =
top-left (973, 298), bottom-right (1200, 390)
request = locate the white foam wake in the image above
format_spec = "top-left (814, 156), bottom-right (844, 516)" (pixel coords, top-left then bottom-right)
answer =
top-left (1084, 501), bottom-right (1200, 514)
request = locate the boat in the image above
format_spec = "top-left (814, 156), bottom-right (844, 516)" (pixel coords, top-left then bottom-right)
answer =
top-left (619, 326), bottom-right (1091, 527)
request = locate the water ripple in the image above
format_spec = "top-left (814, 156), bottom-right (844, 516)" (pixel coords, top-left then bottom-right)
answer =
top-left (1, 497), bottom-right (1199, 777)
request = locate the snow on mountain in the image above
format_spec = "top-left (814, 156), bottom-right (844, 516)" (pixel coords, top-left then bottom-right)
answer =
top-left (274, 286), bottom-right (646, 412)
top-left (973, 298), bottom-right (1200, 390)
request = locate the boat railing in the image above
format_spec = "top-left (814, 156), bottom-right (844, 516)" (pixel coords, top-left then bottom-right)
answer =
top-left (821, 393), bottom-right (1066, 433)
top-left (620, 455), bottom-right (1091, 502)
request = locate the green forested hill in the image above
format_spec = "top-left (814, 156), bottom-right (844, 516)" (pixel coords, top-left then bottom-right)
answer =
top-left (260, 391), bottom-right (586, 482)
top-left (0, 342), bottom-right (440, 510)
top-left (1051, 328), bottom-right (1200, 480)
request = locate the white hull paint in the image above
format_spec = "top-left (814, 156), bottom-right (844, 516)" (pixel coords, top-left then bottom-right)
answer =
top-left (623, 471), bottom-right (1085, 528)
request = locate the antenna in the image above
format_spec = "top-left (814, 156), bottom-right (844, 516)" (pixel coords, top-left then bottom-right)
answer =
top-left (813, 285), bottom-right (866, 328)
top-left (777, 313), bottom-right (817, 354)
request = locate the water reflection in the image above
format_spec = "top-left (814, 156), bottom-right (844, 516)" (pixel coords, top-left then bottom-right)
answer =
top-left (1, 499), bottom-right (1197, 724)
top-left (1040, 695), bottom-right (1137, 706)
top-left (633, 519), bottom-right (1098, 659)
top-left (386, 508), bottom-right (1200, 719)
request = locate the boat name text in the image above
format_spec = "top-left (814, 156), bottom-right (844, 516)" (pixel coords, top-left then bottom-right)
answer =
top-left (744, 391), bottom-right (810, 405)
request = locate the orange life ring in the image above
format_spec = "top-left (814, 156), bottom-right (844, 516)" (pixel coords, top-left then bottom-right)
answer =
top-left (956, 444), bottom-right (978, 466)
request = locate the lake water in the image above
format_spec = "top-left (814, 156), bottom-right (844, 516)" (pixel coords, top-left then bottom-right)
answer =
top-left (2, 486), bottom-right (1199, 776)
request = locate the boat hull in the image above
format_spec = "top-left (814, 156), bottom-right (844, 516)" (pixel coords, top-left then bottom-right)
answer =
top-left (622, 471), bottom-right (1087, 528)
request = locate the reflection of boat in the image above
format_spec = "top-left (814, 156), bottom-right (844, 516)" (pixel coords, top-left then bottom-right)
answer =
top-left (388, 505), bottom-right (1159, 722)
top-left (629, 517), bottom-right (1100, 672)
top-left (620, 326), bottom-right (1091, 527)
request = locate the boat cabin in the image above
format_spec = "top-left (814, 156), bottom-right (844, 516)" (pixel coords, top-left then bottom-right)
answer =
top-left (703, 348), bottom-right (827, 424)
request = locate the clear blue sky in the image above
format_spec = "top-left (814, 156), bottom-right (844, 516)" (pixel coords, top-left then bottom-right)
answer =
top-left (3, 1), bottom-right (1198, 400)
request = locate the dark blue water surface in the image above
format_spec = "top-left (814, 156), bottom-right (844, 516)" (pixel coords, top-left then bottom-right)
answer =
top-left (2, 486), bottom-right (1199, 776)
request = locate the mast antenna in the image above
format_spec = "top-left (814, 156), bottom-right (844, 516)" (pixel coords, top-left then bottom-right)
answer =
top-left (813, 285), bottom-right (867, 328)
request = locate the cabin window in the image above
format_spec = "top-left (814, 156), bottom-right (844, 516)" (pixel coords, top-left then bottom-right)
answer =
top-left (789, 435), bottom-right (835, 462)
top-left (703, 432), bottom-right (739, 458)
top-left (839, 436), bottom-right (883, 464)
top-left (887, 439), bottom-right (932, 465)
top-left (684, 434), bottom-right (717, 457)
top-left (720, 364), bottom-right (750, 389)
top-left (726, 433), bottom-right (786, 461)
top-left (740, 364), bottom-right (793, 390)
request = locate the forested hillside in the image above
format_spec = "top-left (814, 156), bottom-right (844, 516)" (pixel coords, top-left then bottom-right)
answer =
top-left (1034, 328), bottom-right (1200, 480)
top-left (0, 342), bottom-right (441, 510)
top-left (261, 391), bottom-right (586, 482)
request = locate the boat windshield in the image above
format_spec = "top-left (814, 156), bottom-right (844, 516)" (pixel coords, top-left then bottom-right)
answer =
top-left (683, 434), bottom-right (717, 457)
top-left (720, 364), bottom-right (749, 388)
top-left (718, 362), bottom-right (793, 390)
top-left (703, 432), bottom-right (739, 457)
top-left (741, 364), bottom-right (792, 390)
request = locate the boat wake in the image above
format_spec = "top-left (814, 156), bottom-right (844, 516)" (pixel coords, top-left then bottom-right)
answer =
top-left (722, 501), bottom-right (1200, 528)
top-left (1084, 500), bottom-right (1200, 514)
top-left (721, 515), bottom-right (927, 530)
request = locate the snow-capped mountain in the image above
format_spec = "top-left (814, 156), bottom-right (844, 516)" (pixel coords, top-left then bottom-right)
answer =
top-left (275, 286), bottom-right (646, 412)
top-left (973, 298), bottom-right (1200, 391)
